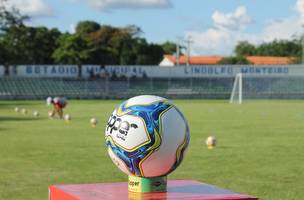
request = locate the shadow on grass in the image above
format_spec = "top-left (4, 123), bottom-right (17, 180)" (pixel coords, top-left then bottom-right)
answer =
top-left (0, 116), bottom-right (42, 122)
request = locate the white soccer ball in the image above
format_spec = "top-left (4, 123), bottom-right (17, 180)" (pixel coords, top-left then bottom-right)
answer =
top-left (105, 95), bottom-right (190, 178)
top-left (33, 111), bottom-right (39, 117)
top-left (64, 114), bottom-right (71, 121)
top-left (15, 107), bottom-right (20, 112)
top-left (90, 117), bottom-right (98, 126)
top-left (206, 136), bottom-right (217, 149)
top-left (21, 108), bottom-right (28, 114)
top-left (48, 110), bottom-right (54, 118)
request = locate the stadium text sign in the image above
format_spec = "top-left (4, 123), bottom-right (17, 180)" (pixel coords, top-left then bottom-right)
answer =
top-left (0, 65), bottom-right (4, 76)
top-left (82, 65), bottom-right (146, 78)
top-left (11, 65), bottom-right (302, 78)
top-left (15, 65), bottom-right (79, 77)
top-left (82, 65), bottom-right (294, 78)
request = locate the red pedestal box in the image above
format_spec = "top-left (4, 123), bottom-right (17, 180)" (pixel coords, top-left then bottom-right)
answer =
top-left (49, 180), bottom-right (258, 200)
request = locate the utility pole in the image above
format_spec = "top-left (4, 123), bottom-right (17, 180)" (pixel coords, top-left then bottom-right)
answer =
top-left (185, 36), bottom-right (193, 66)
top-left (302, 34), bottom-right (304, 64)
top-left (300, 24), bottom-right (304, 65)
top-left (176, 38), bottom-right (180, 66)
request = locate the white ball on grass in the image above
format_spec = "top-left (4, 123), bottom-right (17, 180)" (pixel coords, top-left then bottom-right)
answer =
top-left (21, 108), bottom-right (28, 114)
top-left (64, 114), bottom-right (71, 121)
top-left (206, 136), bottom-right (217, 149)
top-left (48, 111), bottom-right (54, 118)
top-left (90, 117), bottom-right (98, 126)
top-left (33, 111), bottom-right (39, 117)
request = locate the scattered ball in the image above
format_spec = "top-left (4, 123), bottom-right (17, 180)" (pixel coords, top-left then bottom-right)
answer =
top-left (206, 136), bottom-right (217, 149)
top-left (48, 111), bottom-right (54, 118)
top-left (21, 108), bottom-right (28, 114)
top-left (90, 117), bottom-right (98, 127)
top-left (33, 111), bottom-right (39, 117)
top-left (14, 107), bottom-right (20, 112)
top-left (64, 114), bottom-right (71, 122)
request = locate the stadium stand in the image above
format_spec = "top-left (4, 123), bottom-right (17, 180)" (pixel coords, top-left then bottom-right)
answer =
top-left (2, 75), bottom-right (304, 100)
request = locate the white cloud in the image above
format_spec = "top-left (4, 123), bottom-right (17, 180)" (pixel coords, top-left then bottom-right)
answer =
top-left (212, 6), bottom-right (252, 31)
top-left (261, 17), bottom-right (302, 42)
top-left (297, 0), bottom-right (304, 18)
top-left (186, 2), bottom-right (304, 55)
top-left (86, 0), bottom-right (172, 10)
top-left (4, 0), bottom-right (52, 17)
top-left (186, 6), bottom-right (254, 55)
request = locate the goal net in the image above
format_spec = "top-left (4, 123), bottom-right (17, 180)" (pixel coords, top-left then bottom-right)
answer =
top-left (229, 73), bottom-right (304, 102)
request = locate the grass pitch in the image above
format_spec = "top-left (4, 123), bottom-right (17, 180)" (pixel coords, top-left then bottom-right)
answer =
top-left (0, 100), bottom-right (304, 200)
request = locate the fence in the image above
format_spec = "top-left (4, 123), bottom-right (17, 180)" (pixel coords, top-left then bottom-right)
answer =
top-left (2, 75), bottom-right (304, 100)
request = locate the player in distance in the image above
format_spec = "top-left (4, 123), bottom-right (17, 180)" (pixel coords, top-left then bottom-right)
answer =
top-left (46, 97), bottom-right (67, 119)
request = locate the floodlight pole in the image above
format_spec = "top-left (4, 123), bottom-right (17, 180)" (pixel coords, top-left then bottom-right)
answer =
top-left (301, 24), bottom-right (304, 65)
top-left (302, 32), bottom-right (304, 65)
top-left (176, 38), bottom-right (180, 66)
top-left (185, 36), bottom-right (193, 66)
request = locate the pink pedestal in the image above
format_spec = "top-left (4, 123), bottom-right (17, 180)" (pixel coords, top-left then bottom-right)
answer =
top-left (49, 180), bottom-right (258, 200)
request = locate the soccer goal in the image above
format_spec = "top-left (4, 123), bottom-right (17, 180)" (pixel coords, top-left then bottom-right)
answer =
top-left (229, 73), bottom-right (243, 104)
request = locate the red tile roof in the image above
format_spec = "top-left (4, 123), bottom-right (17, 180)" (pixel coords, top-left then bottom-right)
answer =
top-left (164, 55), bottom-right (294, 65)
top-left (246, 56), bottom-right (293, 65)
top-left (164, 55), bottom-right (222, 65)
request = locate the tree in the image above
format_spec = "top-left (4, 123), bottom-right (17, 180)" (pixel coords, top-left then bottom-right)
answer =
top-left (85, 25), bottom-right (143, 65)
top-left (52, 33), bottom-right (90, 64)
top-left (1, 25), bottom-right (61, 64)
top-left (0, 0), bottom-right (28, 32)
top-left (0, 39), bottom-right (9, 64)
top-left (255, 39), bottom-right (301, 57)
top-left (235, 41), bottom-right (256, 56)
top-left (123, 25), bottom-right (143, 38)
top-left (161, 41), bottom-right (176, 54)
top-left (75, 20), bottom-right (100, 37)
top-left (134, 39), bottom-right (164, 65)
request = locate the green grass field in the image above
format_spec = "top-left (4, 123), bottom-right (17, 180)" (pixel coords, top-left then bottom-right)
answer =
top-left (0, 99), bottom-right (304, 200)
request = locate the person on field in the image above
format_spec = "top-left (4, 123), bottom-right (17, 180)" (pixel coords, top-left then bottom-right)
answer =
top-left (46, 97), bottom-right (67, 119)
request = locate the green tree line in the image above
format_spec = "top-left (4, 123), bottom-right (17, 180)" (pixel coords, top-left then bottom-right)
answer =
top-left (219, 40), bottom-right (303, 64)
top-left (0, 2), bottom-right (176, 65)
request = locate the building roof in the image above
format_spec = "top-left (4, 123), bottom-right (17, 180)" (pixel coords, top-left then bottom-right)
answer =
top-left (164, 55), bottom-right (223, 65)
top-left (162, 55), bottom-right (294, 65)
top-left (246, 56), bottom-right (293, 65)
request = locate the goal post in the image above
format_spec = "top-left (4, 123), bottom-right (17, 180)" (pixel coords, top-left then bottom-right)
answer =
top-left (229, 73), bottom-right (243, 104)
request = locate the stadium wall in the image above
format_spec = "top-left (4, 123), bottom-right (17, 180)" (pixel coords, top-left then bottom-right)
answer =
top-left (7, 64), bottom-right (303, 78)
top-left (1, 65), bottom-right (304, 100)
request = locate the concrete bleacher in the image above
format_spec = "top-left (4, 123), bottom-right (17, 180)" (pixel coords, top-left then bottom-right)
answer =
top-left (2, 76), bottom-right (304, 99)
top-left (0, 77), bottom-right (234, 99)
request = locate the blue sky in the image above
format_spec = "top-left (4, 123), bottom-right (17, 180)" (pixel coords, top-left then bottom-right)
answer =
top-left (6, 0), bottom-right (304, 55)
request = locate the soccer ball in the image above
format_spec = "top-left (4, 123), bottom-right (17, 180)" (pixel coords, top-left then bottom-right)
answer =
top-left (105, 95), bottom-right (190, 178)
top-left (14, 107), bottom-right (20, 112)
top-left (33, 111), bottom-right (39, 117)
top-left (90, 117), bottom-right (98, 127)
top-left (206, 136), bottom-right (216, 149)
top-left (21, 108), bottom-right (28, 114)
top-left (48, 110), bottom-right (54, 118)
top-left (64, 114), bottom-right (71, 121)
